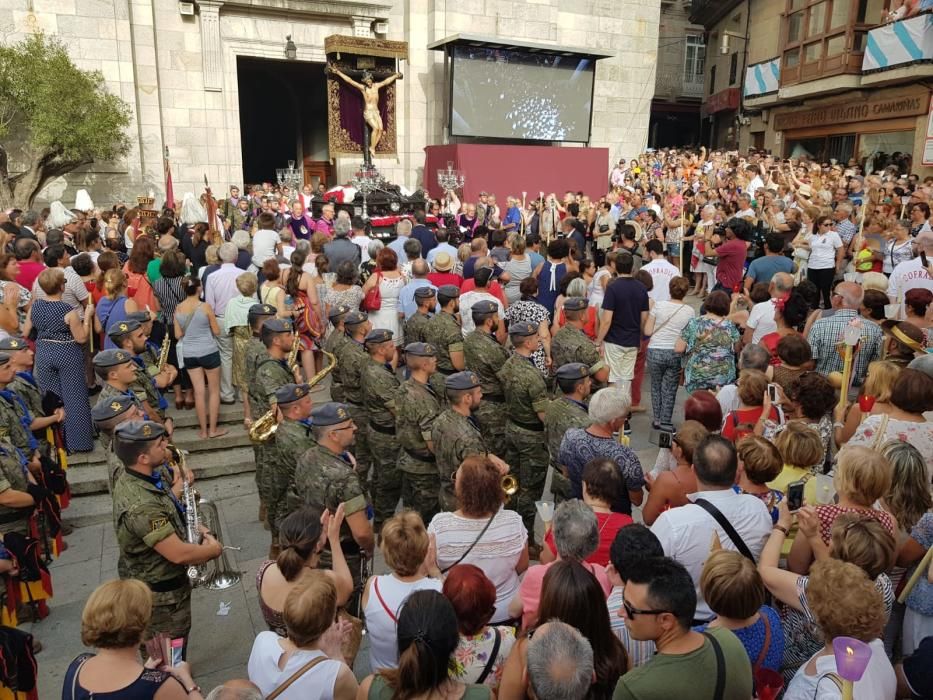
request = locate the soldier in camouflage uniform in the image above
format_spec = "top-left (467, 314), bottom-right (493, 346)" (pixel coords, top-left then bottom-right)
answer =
top-left (4, 337), bottom-right (65, 452)
top-left (125, 310), bottom-right (179, 395)
top-left (247, 318), bottom-right (296, 544)
top-left (334, 311), bottom-right (373, 488)
top-left (243, 304), bottom-right (278, 525)
top-left (0, 354), bottom-right (39, 459)
top-left (92, 395), bottom-right (144, 491)
top-left (395, 342), bottom-right (443, 525)
top-left (543, 363), bottom-right (594, 503)
top-left (111, 420), bottom-right (223, 655)
top-left (423, 285), bottom-right (464, 378)
top-left (550, 297), bottom-right (609, 389)
top-left (463, 299), bottom-right (510, 458)
top-left (265, 383), bottom-right (315, 540)
top-left (322, 304), bottom-right (353, 403)
top-left (403, 287), bottom-right (435, 347)
top-left (359, 328), bottom-right (401, 534)
top-left (108, 319), bottom-right (174, 433)
top-left (0, 437), bottom-right (45, 538)
top-left (286, 402), bottom-right (374, 615)
top-left (499, 321), bottom-right (550, 547)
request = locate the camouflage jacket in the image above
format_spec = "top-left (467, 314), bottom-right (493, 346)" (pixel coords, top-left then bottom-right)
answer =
top-left (395, 377), bottom-right (442, 455)
top-left (361, 360), bottom-right (399, 428)
top-left (463, 330), bottom-right (509, 398)
top-left (423, 312), bottom-right (463, 373)
top-left (0, 389), bottom-right (33, 454)
top-left (543, 397), bottom-right (593, 470)
top-left (250, 356), bottom-right (293, 417)
top-left (323, 330), bottom-right (351, 401)
top-left (498, 354), bottom-right (549, 426)
top-left (338, 340), bottom-right (369, 406)
top-left (131, 358), bottom-right (166, 420)
top-left (245, 337), bottom-right (267, 378)
top-left (431, 409), bottom-right (487, 490)
top-left (403, 311), bottom-right (432, 347)
top-left (0, 443), bottom-right (31, 535)
top-left (551, 325), bottom-right (601, 375)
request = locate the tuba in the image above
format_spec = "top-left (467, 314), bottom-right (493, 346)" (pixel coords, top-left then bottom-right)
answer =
top-left (248, 350), bottom-right (338, 443)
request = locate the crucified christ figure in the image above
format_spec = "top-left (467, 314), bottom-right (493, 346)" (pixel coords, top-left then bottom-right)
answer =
top-left (329, 66), bottom-right (402, 158)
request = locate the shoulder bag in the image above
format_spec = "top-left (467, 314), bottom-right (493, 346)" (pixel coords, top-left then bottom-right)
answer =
top-left (266, 655), bottom-right (329, 700)
top-left (440, 512), bottom-right (497, 574)
top-left (475, 628), bottom-right (502, 685)
top-left (694, 498), bottom-right (754, 562)
top-left (703, 631), bottom-right (726, 700)
top-left (362, 271), bottom-right (382, 311)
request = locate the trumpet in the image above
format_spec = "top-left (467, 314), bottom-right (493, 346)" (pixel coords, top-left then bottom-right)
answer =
top-left (502, 474), bottom-right (519, 501)
top-left (167, 444), bottom-right (202, 582)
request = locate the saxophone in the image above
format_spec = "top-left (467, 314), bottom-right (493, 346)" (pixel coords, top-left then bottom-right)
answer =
top-left (248, 350), bottom-right (337, 443)
top-left (156, 333), bottom-right (171, 372)
top-left (286, 331), bottom-right (301, 370)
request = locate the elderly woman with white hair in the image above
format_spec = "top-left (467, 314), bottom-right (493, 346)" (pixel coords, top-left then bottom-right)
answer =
top-left (230, 230), bottom-right (252, 270)
top-left (507, 499), bottom-right (613, 630)
top-left (688, 203), bottom-right (718, 297)
top-left (557, 388), bottom-right (645, 515)
top-left (360, 238), bottom-right (384, 285)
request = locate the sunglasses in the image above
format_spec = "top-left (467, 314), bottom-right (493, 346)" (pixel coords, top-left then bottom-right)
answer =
top-left (622, 596), bottom-right (669, 619)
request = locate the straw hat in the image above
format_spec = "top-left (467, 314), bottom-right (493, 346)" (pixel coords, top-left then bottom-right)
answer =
top-left (433, 251), bottom-right (454, 272)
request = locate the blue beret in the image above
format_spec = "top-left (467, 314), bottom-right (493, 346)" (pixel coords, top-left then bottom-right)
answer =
top-left (107, 318), bottom-right (142, 339)
top-left (0, 337), bottom-right (27, 351)
top-left (437, 284), bottom-right (460, 299)
top-left (508, 321), bottom-right (539, 337)
top-left (344, 311), bottom-right (369, 326)
top-left (262, 318), bottom-right (293, 334)
top-left (275, 382), bottom-right (311, 404)
top-left (555, 362), bottom-right (590, 380)
top-left (327, 304), bottom-right (352, 321)
top-left (562, 297), bottom-right (588, 312)
top-left (471, 299), bottom-right (498, 315)
top-left (445, 371), bottom-right (481, 390)
top-left (364, 328), bottom-right (394, 345)
top-left (125, 311), bottom-right (152, 324)
top-left (93, 349), bottom-right (134, 368)
top-left (91, 396), bottom-right (136, 422)
top-left (414, 286), bottom-right (437, 300)
top-left (311, 402), bottom-right (353, 427)
top-left (248, 304), bottom-right (277, 319)
top-left (404, 342), bottom-right (436, 357)
top-left (114, 419), bottom-right (166, 442)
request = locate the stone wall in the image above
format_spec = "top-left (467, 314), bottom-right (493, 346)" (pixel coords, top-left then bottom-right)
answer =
top-left (2, 0), bottom-right (659, 208)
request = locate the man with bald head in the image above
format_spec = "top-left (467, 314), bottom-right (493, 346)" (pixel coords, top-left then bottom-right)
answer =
top-left (807, 281), bottom-right (883, 386)
top-left (744, 270), bottom-right (795, 345)
top-left (205, 679), bottom-right (262, 700)
top-left (525, 621), bottom-right (594, 700)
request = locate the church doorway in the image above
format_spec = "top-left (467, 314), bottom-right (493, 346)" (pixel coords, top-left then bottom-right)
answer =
top-left (235, 57), bottom-right (329, 189)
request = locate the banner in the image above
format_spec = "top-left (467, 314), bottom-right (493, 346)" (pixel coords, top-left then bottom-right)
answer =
top-left (863, 14), bottom-right (933, 71)
top-left (744, 58), bottom-right (780, 97)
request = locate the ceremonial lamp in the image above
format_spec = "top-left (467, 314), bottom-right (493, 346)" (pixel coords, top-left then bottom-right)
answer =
top-left (836, 319), bottom-right (862, 415)
top-left (437, 161), bottom-right (465, 212)
top-left (351, 162), bottom-right (387, 220)
top-left (276, 160), bottom-right (301, 192)
top-left (832, 637), bottom-right (871, 700)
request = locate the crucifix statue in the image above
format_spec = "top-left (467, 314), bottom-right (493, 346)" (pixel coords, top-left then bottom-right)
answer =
top-left (328, 66), bottom-right (402, 162)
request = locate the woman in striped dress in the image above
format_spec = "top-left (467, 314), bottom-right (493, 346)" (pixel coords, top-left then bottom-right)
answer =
top-left (23, 269), bottom-right (95, 452)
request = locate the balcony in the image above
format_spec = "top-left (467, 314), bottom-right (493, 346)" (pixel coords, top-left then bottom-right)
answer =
top-left (861, 13), bottom-right (933, 83)
top-left (689, 0), bottom-right (743, 26)
top-left (654, 68), bottom-right (706, 100)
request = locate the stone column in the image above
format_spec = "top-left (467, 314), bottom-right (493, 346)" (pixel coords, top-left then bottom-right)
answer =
top-left (200, 0), bottom-right (224, 91)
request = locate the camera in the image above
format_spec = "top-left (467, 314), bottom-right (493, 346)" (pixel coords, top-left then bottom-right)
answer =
top-left (658, 431), bottom-right (673, 449)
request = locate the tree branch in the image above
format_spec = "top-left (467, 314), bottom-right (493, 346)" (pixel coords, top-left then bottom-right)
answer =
top-left (0, 146), bottom-right (7, 180)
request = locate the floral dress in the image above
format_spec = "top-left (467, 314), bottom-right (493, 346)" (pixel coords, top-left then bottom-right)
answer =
top-left (504, 300), bottom-right (549, 375)
top-left (448, 626), bottom-right (516, 689)
top-left (680, 316), bottom-right (739, 392)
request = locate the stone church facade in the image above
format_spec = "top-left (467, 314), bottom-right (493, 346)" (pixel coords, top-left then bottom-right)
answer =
top-left (4, 0), bottom-right (660, 206)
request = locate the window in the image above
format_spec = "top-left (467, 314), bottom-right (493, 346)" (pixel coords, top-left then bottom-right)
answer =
top-left (729, 52), bottom-right (738, 85)
top-left (684, 35), bottom-right (706, 82)
top-left (710, 64), bottom-right (717, 94)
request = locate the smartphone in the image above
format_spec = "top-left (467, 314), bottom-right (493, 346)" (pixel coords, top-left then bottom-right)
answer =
top-left (170, 637), bottom-right (184, 666)
top-left (658, 431), bottom-right (673, 449)
top-left (787, 480), bottom-right (805, 512)
top-left (767, 384), bottom-right (778, 403)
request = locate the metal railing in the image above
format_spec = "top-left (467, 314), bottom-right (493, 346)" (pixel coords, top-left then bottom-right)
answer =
top-left (655, 68), bottom-right (706, 98)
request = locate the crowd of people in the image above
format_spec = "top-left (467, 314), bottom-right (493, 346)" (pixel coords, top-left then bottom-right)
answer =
top-left (0, 147), bottom-right (932, 699)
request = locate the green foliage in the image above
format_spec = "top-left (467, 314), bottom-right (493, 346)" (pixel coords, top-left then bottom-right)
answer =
top-left (0, 32), bottom-right (131, 166)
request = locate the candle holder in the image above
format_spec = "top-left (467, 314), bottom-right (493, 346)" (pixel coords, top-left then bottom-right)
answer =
top-left (437, 161), bottom-right (465, 193)
top-left (350, 162), bottom-right (387, 220)
top-left (832, 637), bottom-right (871, 700)
top-left (276, 160), bottom-right (301, 192)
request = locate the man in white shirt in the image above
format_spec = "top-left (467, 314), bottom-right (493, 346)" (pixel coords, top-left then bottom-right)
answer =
top-left (203, 242), bottom-right (242, 403)
top-left (888, 229), bottom-right (933, 301)
top-left (250, 211), bottom-right (280, 272)
top-left (650, 435), bottom-right (772, 622)
top-left (745, 272), bottom-right (794, 345)
top-left (349, 215), bottom-right (371, 261)
top-left (640, 240), bottom-right (679, 302)
top-left (459, 265), bottom-right (504, 336)
top-left (746, 165), bottom-right (764, 196)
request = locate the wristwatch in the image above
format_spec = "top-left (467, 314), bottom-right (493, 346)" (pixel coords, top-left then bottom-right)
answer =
top-left (185, 684), bottom-right (201, 695)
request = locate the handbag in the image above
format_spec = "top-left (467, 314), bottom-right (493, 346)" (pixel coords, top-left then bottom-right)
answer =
top-left (440, 512), bottom-right (497, 574)
top-left (598, 223), bottom-right (610, 233)
top-left (362, 271), bottom-right (382, 311)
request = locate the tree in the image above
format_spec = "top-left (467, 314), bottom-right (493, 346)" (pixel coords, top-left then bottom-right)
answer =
top-left (0, 33), bottom-right (131, 209)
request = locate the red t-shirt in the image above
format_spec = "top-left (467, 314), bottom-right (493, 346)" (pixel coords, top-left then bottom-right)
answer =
top-left (721, 406), bottom-right (780, 442)
top-left (15, 262), bottom-right (46, 291)
top-left (714, 238), bottom-right (748, 290)
top-left (459, 279), bottom-right (506, 306)
top-left (427, 272), bottom-right (463, 288)
top-left (543, 511), bottom-right (633, 567)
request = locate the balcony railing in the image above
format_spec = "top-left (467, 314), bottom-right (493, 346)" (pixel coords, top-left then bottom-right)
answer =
top-left (655, 68), bottom-right (706, 99)
top-left (862, 13), bottom-right (932, 73)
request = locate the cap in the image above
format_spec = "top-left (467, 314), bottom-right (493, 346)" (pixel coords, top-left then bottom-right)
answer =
top-left (114, 419), bottom-right (166, 443)
top-left (248, 304), bottom-right (277, 320)
top-left (364, 328), bottom-right (394, 345)
top-left (445, 371), bottom-right (481, 390)
top-left (344, 310), bottom-right (369, 326)
top-left (404, 342), bottom-right (436, 357)
top-left (563, 297), bottom-right (588, 312)
top-left (327, 304), bottom-right (352, 321)
top-left (508, 321), bottom-right (539, 337)
top-left (91, 396), bottom-right (136, 422)
top-left (107, 318), bottom-right (141, 339)
top-left (555, 362), bottom-right (590, 380)
top-left (93, 349), bottom-right (134, 368)
top-left (274, 383), bottom-right (311, 404)
top-left (414, 286), bottom-right (437, 300)
top-left (471, 299), bottom-right (498, 315)
top-left (125, 311), bottom-right (152, 324)
top-left (437, 284), bottom-right (460, 299)
top-left (310, 402), bottom-right (353, 427)
top-left (0, 337), bottom-right (27, 352)
top-left (433, 252), bottom-right (454, 272)
top-left (262, 318), bottom-right (293, 334)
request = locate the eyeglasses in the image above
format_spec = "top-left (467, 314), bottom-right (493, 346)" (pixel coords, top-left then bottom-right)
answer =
top-left (622, 596), bottom-right (669, 619)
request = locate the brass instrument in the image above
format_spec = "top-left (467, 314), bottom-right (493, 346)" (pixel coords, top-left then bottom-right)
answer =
top-left (286, 331), bottom-right (300, 370)
top-left (156, 332), bottom-right (171, 372)
top-left (502, 474), bottom-right (518, 501)
top-left (168, 444), bottom-right (202, 582)
top-left (248, 350), bottom-right (337, 443)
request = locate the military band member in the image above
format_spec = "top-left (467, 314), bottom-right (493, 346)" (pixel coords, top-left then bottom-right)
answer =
top-left (550, 297), bottom-right (609, 386)
top-left (334, 311), bottom-right (373, 488)
top-left (91, 396), bottom-right (143, 491)
top-left (360, 328), bottom-right (401, 534)
top-left (243, 303), bottom-right (277, 525)
top-left (107, 319), bottom-right (174, 433)
top-left (3, 337), bottom-right (65, 442)
top-left (543, 363), bottom-right (594, 502)
top-left (125, 310), bottom-right (179, 393)
top-left (322, 304), bottom-right (352, 403)
top-left (423, 285), bottom-right (464, 376)
top-left (0, 353), bottom-right (39, 459)
top-left (249, 318), bottom-right (297, 541)
top-left (403, 287), bottom-right (436, 347)
top-left (112, 420), bottom-right (223, 656)
top-left (394, 342), bottom-right (443, 525)
top-left (286, 402), bottom-right (374, 613)
top-left (265, 382), bottom-right (315, 550)
top-left (499, 321), bottom-right (550, 551)
top-left (463, 299), bottom-right (510, 458)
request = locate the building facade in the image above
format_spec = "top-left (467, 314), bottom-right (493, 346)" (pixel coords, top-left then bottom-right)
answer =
top-left (2, 0), bottom-right (660, 208)
top-left (691, 0), bottom-right (932, 173)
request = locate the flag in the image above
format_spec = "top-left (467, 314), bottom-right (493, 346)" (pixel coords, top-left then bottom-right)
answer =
top-left (164, 147), bottom-right (175, 210)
